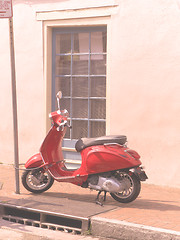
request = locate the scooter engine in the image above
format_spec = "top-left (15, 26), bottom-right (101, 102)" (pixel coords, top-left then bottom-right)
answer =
top-left (88, 174), bottom-right (125, 193)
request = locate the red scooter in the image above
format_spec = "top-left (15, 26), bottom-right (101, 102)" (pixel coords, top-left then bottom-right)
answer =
top-left (22, 92), bottom-right (148, 204)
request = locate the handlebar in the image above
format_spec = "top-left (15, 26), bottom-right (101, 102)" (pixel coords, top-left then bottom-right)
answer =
top-left (55, 120), bottom-right (72, 131)
top-left (59, 120), bottom-right (67, 127)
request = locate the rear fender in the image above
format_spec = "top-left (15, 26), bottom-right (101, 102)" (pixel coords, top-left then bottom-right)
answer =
top-left (25, 153), bottom-right (43, 169)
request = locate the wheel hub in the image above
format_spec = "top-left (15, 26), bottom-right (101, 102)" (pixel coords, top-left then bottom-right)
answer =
top-left (31, 175), bottom-right (43, 185)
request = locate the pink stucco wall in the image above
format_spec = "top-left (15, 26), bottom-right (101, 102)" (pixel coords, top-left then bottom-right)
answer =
top-left (109, 0), bottom-right (180, 187)
top-left (0, 0), bottom-right (180, 187)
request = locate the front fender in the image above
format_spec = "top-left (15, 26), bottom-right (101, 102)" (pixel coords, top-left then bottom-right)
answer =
top-left (25, 153), bottom-right (43, 169)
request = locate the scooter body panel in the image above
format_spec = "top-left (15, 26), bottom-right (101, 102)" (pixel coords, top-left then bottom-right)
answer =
top-left (40, 126), bottom-right (74, 178)
top-left (74, 145), bottom-right (141, 176)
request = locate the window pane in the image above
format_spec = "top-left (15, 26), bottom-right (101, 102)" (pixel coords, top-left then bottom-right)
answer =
top-left (56, 33), bottom-right (71, 54)
top-left (72, 120), bottom-right (88, 139)
top-left (72, 99), bottom-right (88, 118)
top-left (91, 32), bottom-right (103, 53)
top-left (61, 99), bottom-right (70, 111)
top-left (91, 99), bottom-right (106, 119)
top-left (90, 55), bottom-right (106, 75)
top-left (74, 33), bottom-right (89, 53)
top-left (72, 56), bottom-right (88, 75)
top-left (90, 77), bottom-right (106, 97)
top-left (72, 77), bottom-right (88, 97)
top-left (55, 77), bottom-right (70, 97)
top-left (102, 31), bottom-right (107, 53)
top-left (56, 56), bottom-right (71, 75)
top-left (90, 121), bottom-right (105, 138)
top-left (64, 121), bottom-right (70, 138)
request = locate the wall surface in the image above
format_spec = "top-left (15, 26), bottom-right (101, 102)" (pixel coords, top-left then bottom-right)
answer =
top-left (109, 0), bottom-right (180, 187)
top-left (0, 0), bottom-right (180, 188)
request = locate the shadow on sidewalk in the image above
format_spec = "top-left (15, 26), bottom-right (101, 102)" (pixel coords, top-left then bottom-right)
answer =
top-left (24, 191), bottom-right (180, 212)
top-left (1, 188), bottom-right (180, 213)
top-left (122, 198), bottom-right (180, 212)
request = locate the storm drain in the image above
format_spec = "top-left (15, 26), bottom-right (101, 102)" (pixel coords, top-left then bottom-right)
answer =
top-left (0, 204), bottom-right (89, 234)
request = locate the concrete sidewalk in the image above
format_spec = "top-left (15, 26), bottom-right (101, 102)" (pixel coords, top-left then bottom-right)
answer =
top-left (0, 164), bottom-right (180, 239)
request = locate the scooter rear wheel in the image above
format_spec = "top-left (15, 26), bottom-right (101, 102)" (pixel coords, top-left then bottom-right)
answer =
top-left (110, 171), bottom-right (141, 203)
top-left (22, 168), bottom-right (54, 193)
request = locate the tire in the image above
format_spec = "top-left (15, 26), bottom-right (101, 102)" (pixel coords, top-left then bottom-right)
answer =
top-left (110, 171), bottom-right (141, 203)
top-left (22, 168), bottom-right (54, 194)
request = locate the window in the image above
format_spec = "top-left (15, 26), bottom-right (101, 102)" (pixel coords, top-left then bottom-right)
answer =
top-left (52, 26), bottom-right (107, 140)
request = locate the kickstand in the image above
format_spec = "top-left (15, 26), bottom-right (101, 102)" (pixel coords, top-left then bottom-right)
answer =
top-left (95, 191), bottom-right (107, 206)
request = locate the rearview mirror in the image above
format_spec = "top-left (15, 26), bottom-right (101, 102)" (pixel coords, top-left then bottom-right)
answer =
top-left (56, 91), bottom-right (62, 110)
top-left (56, 91), bottom-right (62, 99)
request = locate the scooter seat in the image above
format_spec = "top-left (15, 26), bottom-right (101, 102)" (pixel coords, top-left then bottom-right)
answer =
top-left (75, 135), bottom-right (127, 152)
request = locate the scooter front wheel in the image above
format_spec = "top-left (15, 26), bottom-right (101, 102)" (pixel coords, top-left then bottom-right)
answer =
top-left (110, 171), bottom-right (141, 203)
top-left (22, 168), bottom-right (54, 193)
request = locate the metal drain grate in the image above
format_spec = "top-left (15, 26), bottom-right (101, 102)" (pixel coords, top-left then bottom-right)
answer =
top-left (0, 204), bottom-right (89, 234)
top-left (2, 215), bottom-right (81, 234)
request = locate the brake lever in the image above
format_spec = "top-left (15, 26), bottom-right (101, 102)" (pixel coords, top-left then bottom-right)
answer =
top-left (65, 123), bottom-right (72, 129)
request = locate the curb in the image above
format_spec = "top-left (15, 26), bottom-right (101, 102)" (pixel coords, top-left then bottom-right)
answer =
top-left (91, 217), bottom-right (180, 240)
top-left (0, 219), bottom-right (97, 240)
